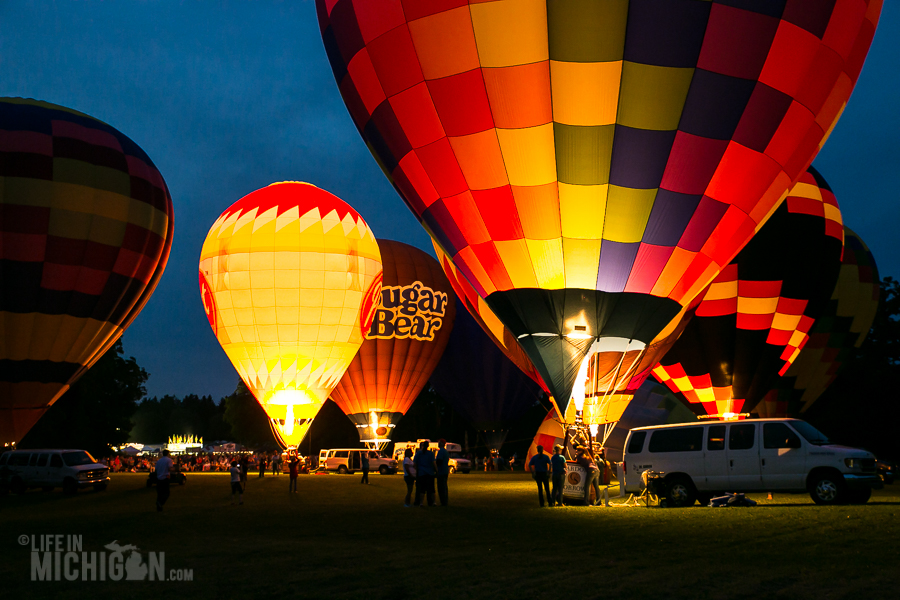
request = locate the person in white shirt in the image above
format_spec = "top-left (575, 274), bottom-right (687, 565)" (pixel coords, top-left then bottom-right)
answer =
top-left (155, 450), bottom-right (174, 512)
top-left (230, 461), bottom-right (243, 505)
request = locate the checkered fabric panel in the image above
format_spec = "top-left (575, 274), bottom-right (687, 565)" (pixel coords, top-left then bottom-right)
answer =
top-left (0, 97), bottom-right (174, 445)
top-left (316, 0), bottom-right (879, 307)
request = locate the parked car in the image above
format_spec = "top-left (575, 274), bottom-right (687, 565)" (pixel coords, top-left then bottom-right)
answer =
top-left (622, 419), bottom-right (882, 507)
top-left (392, 440), bottom-right (472, 473)
top-left (0, 449), bottom-right (110, 495)
top-left (318, 449), bottom-right (397, 474)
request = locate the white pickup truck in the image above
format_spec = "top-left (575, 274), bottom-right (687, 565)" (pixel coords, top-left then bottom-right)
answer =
top-left (622, 418), bottom-right (882, 506)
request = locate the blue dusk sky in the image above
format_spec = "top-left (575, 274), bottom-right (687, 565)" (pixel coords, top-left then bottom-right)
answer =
top-left (1, 1), bottom-right (897, 401)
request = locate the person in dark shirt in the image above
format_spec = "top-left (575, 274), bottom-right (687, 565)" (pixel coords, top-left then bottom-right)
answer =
top-left (413, 441), bottom-right (436, 507)
top-left (360, 451), bottom-right (370, 484)
top-left (435, 439), bottom-right (450, 506)
top-left (575, 447), bottom-right (600, 506)
top-left (288, 454), bottom-right (300, 493)
top-left (528, 445), bottom-right (552, 507)
top-left (550, 444), bottom-right (567, 507)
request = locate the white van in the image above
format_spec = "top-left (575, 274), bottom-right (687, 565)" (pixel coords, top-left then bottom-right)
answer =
top-left (0, 449), bottom-right (110, 495)
top-left (319, 449), bottom-right (397, 474)
top-left (392, 440), bottom-right (472, 474)
top-left (622, 419), bottom-right (881, 507)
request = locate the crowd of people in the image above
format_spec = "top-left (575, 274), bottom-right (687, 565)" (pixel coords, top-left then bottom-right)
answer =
top-left (138, 440), bottom-right (613, 512)
top-left (401, 438), bottom-right (451, 507)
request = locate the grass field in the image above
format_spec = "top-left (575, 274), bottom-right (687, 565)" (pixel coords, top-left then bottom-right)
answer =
top-left (1, 472), bottom-right (899, 599)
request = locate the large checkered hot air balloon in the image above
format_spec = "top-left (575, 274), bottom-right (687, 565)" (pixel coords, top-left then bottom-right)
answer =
top-left (0, 98), bottom-right (174, 447)
top-left (330, 240), bottom-right (456, 449)
top-left (315, 0), bottom-right (881, 418)
top-left (199, 183), bottom-right (383, 448)
top-left (652, 168), bottom-right (844, 418)
top-left (757, 227), bottom-right (879, 417)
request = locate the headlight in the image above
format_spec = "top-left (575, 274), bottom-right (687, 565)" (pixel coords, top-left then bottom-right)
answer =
top-left (844, 459), bottom-right (861, 468)
top-left (77, 472), bottom-right (89, 480)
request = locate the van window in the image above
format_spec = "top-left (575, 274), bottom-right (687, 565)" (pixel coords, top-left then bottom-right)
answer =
top-left (37, 454), bottom-right (49, 467)
top-left (627, 431), bottom-right (647, 454)
top-left (729, 424), bottom-right (756, 450)
top-left (10, 453), bottom-right (30, 466)
top-left (648, 427), bottom-right (703, 453)
top-left (49, 454), bottom-right (63, 468)
top-left (707, 425), bottom-right (726, 451)
top-left (28, 453), bottom-right (39, 466)
top-left (763, 423), bottom-right (801, 449)
top-left (334, 451), bottom-right (349, 458)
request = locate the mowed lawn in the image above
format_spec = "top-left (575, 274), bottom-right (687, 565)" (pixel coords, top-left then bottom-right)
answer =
top-left (1, 472), bottom-right (899, 599)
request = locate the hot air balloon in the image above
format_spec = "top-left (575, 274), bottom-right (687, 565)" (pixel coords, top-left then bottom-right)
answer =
top-left (0, 98), bottom-right (173, 447)
top-left (652, 168), bottom-right (844, 418)
top-left (757, 227), bottom-right (879, 417)
top-left (199, 182), bottom-right (382, 448)
top-left (315, 1), bottom-right (881, 428)
top-left (330, 240), bottom-right (455, 449)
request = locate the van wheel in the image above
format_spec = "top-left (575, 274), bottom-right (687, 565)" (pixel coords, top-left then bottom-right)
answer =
top-left (379, 465), bottom-right (389, 475)
top-left (62, 479), bottom-right (78, 495)
top-left (337, 465), bottom-right (348, 475)
top-left (808, 472), bottom-right (845, 505)
top-left (665, 476), bottom-right (697, 507)
top-left (10, 478), bottom-right (26, 495)
top-left (846, 488), bottom-right (871, 504)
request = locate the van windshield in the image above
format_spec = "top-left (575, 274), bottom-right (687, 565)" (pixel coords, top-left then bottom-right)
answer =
top-left (62, 451), bottom-right (97, 466)
top-left (790, 421), bottom-right (830, 446)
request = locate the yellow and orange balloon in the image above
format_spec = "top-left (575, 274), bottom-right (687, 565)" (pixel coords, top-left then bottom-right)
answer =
top-left (199, 182), bottom-right (382, 447)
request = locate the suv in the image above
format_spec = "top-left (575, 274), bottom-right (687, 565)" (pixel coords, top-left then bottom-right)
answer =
top-left (622, 419), bottom-right (882, 506)
top-left (0, 449), bottom-right (110, 495)
top-left (319, 449), bottom-right (397, 474)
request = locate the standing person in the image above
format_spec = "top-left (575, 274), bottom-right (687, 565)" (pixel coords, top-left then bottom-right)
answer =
top-left (258, 454), bottom-right (266, 478)
top-left (575, 447), bottom-right (601, 506)
top-left (413, 440), bottom-right (436, 507)
top-left (550, 444), bottom-right (567, 507)
top-left (528, 445), bottom-right (552, 507)
top-left (230, 460), bottom-right (243, 505)
top-left (402, 448), bottom-right (416, 507)
top-left (435, 439), bottom-right (450, 506)
top-left (360, 451), bottom-right (370, 484)
top-left (239, 455), bottom-right (249, 487)
top-left (154, 450), bottom-right (174, 512)
top-left (288, 453), bottom-right (300, 493)
top-left (272, 453), bottom-right (280, 476)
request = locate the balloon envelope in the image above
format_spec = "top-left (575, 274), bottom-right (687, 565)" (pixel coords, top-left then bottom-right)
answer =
top-left (316, 0), bottom-right (881, 409)
top-left (757, 227), bottom-right (879, 417)
top-left (330, 240), bottom-right (456, 447)
top-left (0, 98), bottom-right (173, 446)
top-left (652, 168), bottom-right (844, 418)
top-left (199, 182), bottom-right (383, 447)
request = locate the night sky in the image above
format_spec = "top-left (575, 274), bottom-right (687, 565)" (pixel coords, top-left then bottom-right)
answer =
top-left (2, 2), bottom-right (897, 401)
